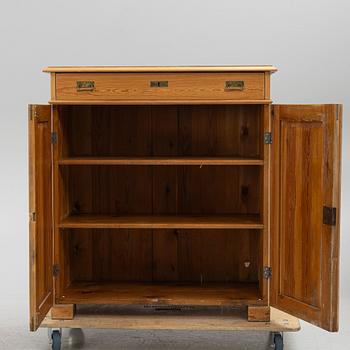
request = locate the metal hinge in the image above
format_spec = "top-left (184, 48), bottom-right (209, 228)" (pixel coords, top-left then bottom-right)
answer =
top-left (323, 206), bottom-right (337, 226)
top-left (264, 132), bottom-right (272, 144)
top-left (51, 132), bottom-right (57, 145)
top-left (263, 266), bottom-right (272, 279)
top-left (53, 264), bottom-right (60, 277)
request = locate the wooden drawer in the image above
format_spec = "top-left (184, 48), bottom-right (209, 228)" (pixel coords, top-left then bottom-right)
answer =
top-left (54, 73), bottom-right (265, 102)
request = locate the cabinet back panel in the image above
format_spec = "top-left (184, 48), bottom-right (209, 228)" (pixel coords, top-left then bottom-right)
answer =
top-left (58, 105), bottom-right (261, 158)
top-left (62, 165), bottom-right (260, 215)
top-left (66, 229), bottom-right (260, 283)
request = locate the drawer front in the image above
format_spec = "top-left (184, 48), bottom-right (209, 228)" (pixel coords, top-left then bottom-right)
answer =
top-left (55, 73), bottom-right (265, 102)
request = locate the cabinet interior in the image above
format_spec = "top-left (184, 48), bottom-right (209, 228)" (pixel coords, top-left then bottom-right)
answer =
top-left (55, 105), bottom-right (265, 306)
top-left (58, 105), bottom-right (262, 158)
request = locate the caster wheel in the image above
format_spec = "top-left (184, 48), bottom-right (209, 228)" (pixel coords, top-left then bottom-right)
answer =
top-left (51, 330), bottom-right (61, 350)
top-left (273, 332), bottom-right (283, 350)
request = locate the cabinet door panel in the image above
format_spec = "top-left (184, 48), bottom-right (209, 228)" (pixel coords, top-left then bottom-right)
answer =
top-left (29, 105), bottom-right (53, 331)
top-left (271, 104), bottom-right (342, 332)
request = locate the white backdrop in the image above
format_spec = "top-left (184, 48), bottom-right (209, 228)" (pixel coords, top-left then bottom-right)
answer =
top-left (0, 1), bottom-right (349, 349)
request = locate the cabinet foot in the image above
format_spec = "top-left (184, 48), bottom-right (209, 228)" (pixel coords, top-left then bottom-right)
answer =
top-left (247, 306), bottom-right (270, 322)
top-left (51, 304), bottom-right (76, 320)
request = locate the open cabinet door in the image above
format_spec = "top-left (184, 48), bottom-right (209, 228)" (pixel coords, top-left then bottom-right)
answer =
top-left (29, 105), bottom-right (53, 331)
top-left (271, 104), bottom-right (342, 332)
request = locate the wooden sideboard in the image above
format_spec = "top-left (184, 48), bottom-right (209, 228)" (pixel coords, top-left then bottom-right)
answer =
top-left (29, 66), bottom-right (342, 335)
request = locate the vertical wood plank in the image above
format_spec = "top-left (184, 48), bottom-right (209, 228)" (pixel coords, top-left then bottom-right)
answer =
top-left (271, 104), bottom-right (342, 331)
top-left (152, 106), bottom-right (179, 281)
top-left (29, 104), bottom-right (53, 331)
top-left (261, 104), bottom-right (270, 301)
top-left (50, 73), bottom-right (56, 101)
top-left (264, 72), bottom-right (270, 100)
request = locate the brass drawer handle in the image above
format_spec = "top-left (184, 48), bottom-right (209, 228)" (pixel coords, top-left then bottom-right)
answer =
top-left (225, 80), bottom-right (244, 90)
top-left (76, 81), bottom-right (95, 92)
top-left (150, 81), bottom-right (168, 88)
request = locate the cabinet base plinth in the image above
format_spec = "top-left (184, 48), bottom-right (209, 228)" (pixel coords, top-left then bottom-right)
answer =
top-left (247, 306), bottom-right (270, 322)
top-left (51, 304), bottom-right (76, 320)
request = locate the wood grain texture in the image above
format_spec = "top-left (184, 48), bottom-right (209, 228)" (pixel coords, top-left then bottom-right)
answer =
top-left (248, 306), bottom-right (270, 322)
top-left (70, 228), bottom-right (153, 282)
top-left (52, 106), bottom-right (71, 306)
top-left (30, 66), bottom-right (343, 331)
top-left (58, 157), bottom-right (264, 166)
top-left (56, 105), bottom-right (264, 220)
top-left (59, 282), bottom-right (262, 306)
top-left (260, 105), bottom-right (270, 300)
top-left (264, 72), bottom-right (270, 100)
top-left (49, 99), bottom-right (272, 105)
top-left (271, 104), bottom-right (342, 332)
top-left (29, 104), bottom-right (53, 331)
top-left (61, 165), bottom-right (261, 215)
top-left (59, 214), bottom-right (263, 229)
top-left (51, 102), bottom-right (265, 309)
top-left (66, 228), bottom-right (260, 284)
top-left (58, 105), bottom-right (262, 159)
top-left (50, 73), bottom-right (56, 100)
top-left (43, 65), bottom-right (278, 73)
top-left (41, 307), bottom-right (299, 332)
top-left (55, 73), bottom-right (265, 102)
top-left (176, 230), bottom-right (260, 284)
top-left (51, 304), bottom-right (75, 320)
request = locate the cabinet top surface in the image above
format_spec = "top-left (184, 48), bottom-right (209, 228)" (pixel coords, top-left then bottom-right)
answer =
top-left (43, 65), bottom-right (277, 73)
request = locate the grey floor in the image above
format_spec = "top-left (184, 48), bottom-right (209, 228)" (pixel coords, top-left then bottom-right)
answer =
top-left (1, 297), bottom-right (349, 350)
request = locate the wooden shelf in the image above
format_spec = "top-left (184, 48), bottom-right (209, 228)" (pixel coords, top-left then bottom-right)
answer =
top-left (60, 282), bottom-right (262, 306)
top-left (58, 157), bottom-right (264, 166)
top-left (50, 99), bottom-right (272, 105)
top-left (59, 214), bottom-right (264, 229)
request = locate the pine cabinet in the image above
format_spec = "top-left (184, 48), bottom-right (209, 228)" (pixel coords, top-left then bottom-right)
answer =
top-left (29, 66), bottom-right (342, 333)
